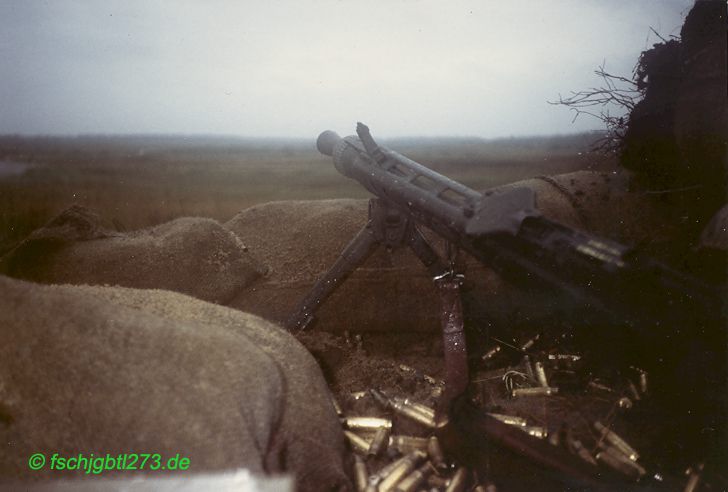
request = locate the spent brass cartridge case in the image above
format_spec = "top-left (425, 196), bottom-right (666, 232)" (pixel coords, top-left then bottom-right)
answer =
top-left (392, 397), bottom-right (436, 419)
top-left (427, 436), bottom-right (446, 469)
top-left (547, 428), bottom-right (560, 447)
top-left (368, 426), bottom-right (391, 457)
top-left (345, 430), bottom-right (371, 454)
top-left (627, 380), bottom-right (641, 401)
top-left (487, 413), bottom-right (528, 427)
top-left (534, 361), bottom-right (549, 387)
top-left (594, 421), bottom-right (639, 461)
top-left (408, 402), bottom-right (436, 420)
top-left (369, 389), bottom-right (438, 427)
top-left (595, 449), bottom-right (644, 480)
top-left (430, 385), bottom-right (444, 399)
top-left (523, 355), bottom-right (535, 380)
top-left (474, 484), bottom-right (497, 492)
top-left (445, 466), bottom-right (469, 492)
top-left (354, 455), bottom-right (369, 492)
top-left (520, 333), bottom-right (540, 351)
top-left (426, 375), bottom-right (446, 387)
top-left (332, 397), bottom-right (343, 416)
top-left (481, 345), bottom-right (501, 361)
top-left (600, 445), bottom-right (646, 477)
top-left (398, 364), bottom-right (443, 387)
top-left (684, 473), bottom-right (701, 492)
top-left (391, 400), bottom-right (437, 428)
top-left (629, 366), bottom-right (648, 394)
top-left (548, 354), bottom-right (582, 362)
top-left (377, 450), bottom-right (427, 492)
top-left (427, 473), bottom-right (449, 488)
top-left (398, 364), bottom-right (417, 375)
top-left (345, 416), bottom-right (393, 431)
top-left (389, 435), bottom-right (430, 453)
top-left (395, 462), bottom-right (433, 492)
top-left (370, 452), bottom-right (419, 486)
top-left (596, 450), bottom-right (637, 479)
top-left (588, 381), bottom-right (614, 393)
top-left (511, 386), bottom-right (558, 397)
top-left (683, 464), bottom-right (703, 492)
top-left (370, 388), bottom-right (390, 407)
top-left (370, 460), bottom-right (401, 486)
top-left (618, 397), bottom-right (633, 410)
top-left (521, 425), bottom-right (548, 439)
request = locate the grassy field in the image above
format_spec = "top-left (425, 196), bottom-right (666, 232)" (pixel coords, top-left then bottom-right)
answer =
top-left (0, 132), bottom-right (617, 255)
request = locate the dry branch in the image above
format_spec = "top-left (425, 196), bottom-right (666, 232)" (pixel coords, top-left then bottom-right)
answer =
top-left (550, 62), bottom-right (644, 154)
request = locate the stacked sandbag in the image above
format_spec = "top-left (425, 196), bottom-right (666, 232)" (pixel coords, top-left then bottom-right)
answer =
top-left (225, 199), bottom-right (446, 334)
top-left (500, 170), bottom-right (683, 248)
top-left (0, 275), bottom-right (350, 491)
top-left (0, 205), bottom-right (265, 304)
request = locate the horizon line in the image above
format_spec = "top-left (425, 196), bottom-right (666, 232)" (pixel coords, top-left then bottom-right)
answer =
top-left (0, 129), bottom-right (607, 141)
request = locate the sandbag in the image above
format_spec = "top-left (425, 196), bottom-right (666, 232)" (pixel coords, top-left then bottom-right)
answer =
top-left (226, 199), bottom-right (446, 333)
top-left (0, 206), bottom-right (265, 304)
top-left (0, 276), bottom-right (350, 491)
top-left (498, 170), bottom-right (681, 244)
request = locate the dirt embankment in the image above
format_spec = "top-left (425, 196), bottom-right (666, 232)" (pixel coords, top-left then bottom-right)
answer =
top-left (621, 0), bottom-right (727, 240)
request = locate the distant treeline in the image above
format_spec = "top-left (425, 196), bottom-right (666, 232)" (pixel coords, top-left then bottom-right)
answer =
top-left (0, 131), bottom-right (609, 162)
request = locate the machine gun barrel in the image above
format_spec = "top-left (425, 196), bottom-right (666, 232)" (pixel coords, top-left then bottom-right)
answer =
top-left (319, 128), bottom-right (478, 243)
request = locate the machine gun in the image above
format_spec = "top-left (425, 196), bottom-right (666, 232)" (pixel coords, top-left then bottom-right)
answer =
top-left (286, 123), bottom-right (725, 486)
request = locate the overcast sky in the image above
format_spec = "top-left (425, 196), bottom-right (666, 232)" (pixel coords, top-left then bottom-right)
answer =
top-left (0, 0), bottom-right (693, 137)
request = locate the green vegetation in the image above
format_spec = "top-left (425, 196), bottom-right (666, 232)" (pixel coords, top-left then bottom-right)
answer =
top-left (0, 133), bottom-right (616, 255)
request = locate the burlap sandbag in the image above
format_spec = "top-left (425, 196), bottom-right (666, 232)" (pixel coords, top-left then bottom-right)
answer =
top-left (226, 170), bottom-right (682, 334)
top-left (226, 198), bottom-right (446, 333)
top-left (0, 206), bottom-right (264, 304)
top-left (0, 276), bottom-right (350, 491)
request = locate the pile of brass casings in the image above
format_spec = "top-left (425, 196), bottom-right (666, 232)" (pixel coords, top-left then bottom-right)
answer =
top-left (338, 367), bottom-right (496, 492)
top-left (336, 335), bottom-right (712, 490)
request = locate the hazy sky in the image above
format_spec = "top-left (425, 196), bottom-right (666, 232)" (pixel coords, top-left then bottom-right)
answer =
top-left (0, 1), bottom-right (693, 137)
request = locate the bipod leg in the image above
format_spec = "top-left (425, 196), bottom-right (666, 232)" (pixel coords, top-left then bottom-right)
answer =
top-left (406, 227), bottom-right (469, 419)
top-left (285, 222), bottom-right (379, 332)
top-left (434, 272), bottom-right (469, 419)
top-left (286, 198), bottom-right (413, 332)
